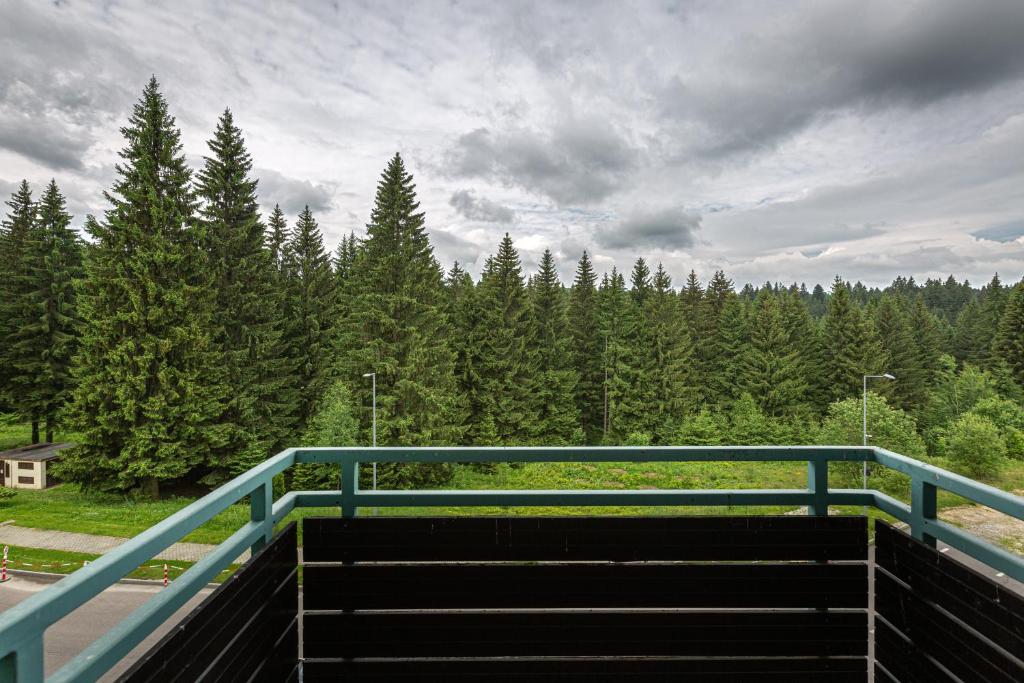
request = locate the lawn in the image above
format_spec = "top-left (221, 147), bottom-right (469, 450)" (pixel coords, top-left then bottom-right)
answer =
top-left (0, 545), bottom-right (222, 582)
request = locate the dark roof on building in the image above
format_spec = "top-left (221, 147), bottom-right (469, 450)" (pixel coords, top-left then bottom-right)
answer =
top-left (0, 442), bottom-right (75, 462)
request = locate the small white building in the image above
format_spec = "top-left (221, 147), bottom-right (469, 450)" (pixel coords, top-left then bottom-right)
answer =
top-left (0, 443), bottom-right (74, 490)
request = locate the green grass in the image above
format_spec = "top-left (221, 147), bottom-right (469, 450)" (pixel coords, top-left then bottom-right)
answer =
top-left (0, 419), bottom-right (83, 451)
top-left (0, 544), bottom-right (234, 582)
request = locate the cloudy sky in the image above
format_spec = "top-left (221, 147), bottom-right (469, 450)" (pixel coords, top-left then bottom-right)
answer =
top-left (3, 0), bottom-right (1024, 288)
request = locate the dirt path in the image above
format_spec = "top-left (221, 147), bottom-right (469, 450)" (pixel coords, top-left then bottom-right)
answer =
top-left (939, 493), bottom-right (1024, 555)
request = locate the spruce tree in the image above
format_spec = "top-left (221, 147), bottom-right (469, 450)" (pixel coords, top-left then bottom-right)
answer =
top-left (644, 264), bottom-right (696, 440)
top-left (821, 277), bottom-right (880, 403)
top-left (743, 290), bottom-right (807, 417)
top-left (996, 282), bottom-right (1024, 390)
top-left (597, 268), bottom-right (638, 441)
top-left (569, 251), bottom-right (602, 442)
top-left (0, 181), bottom-right (39, 439)
top-left (778, 289), bottom-right (825, 411)
top-left (13, 181), bottom-right (82, 441)
top-left (703, 274), bottom-right (749, 406)
top-left (336, 153), bottom-right (463, 486)
top-left (266, 204), bottom-right (290, 271)
top-left (62, 78), bottom-right (225, 497)
top-left (196, 109), bottom-right (293, 477)
top-left (530, 249), bottom-right (581, 443)
top-left (282, 206), bottom-right (336, 433)
top-left (469, 234), bottom-right (538, 444)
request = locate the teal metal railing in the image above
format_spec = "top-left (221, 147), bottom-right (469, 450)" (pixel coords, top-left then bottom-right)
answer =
top-left (0, 445), bottom-right (1022, 681)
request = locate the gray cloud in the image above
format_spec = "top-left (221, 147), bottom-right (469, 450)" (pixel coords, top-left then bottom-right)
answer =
top-left (256, 168), bottom-right (334, 215)
top-left (656, 1), bottom-right (1024, 161)
top-left (0, 114), bottom-right (92, 171)
top-left (973, 222), bottom-right (1024, 244)
top-left (449, 189), bottom-right (514, 223)
top-left (596, 208), bottom-right (701, 251)
top-left (3, 0), bottom-right (1023, 288)
top-left (444, 119), bottom-right (636, 206)
top-left (430, 227), bottom-right (482, 268)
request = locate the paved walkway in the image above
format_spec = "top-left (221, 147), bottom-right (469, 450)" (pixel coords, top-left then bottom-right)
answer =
top-left (0, 524), bottom-right (249, 563)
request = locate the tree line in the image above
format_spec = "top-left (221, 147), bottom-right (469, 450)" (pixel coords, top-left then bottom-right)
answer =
top-left (1, 78), bottom-right (1023, 496)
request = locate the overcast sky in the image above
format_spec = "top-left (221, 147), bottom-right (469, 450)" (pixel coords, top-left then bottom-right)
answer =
top-left (3, 0), bottom-right (1024, 288)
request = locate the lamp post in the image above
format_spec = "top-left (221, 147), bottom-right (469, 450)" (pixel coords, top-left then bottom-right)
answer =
top-left (863, 373), bottom-right (895, 500)
top-left (362, 373), bottom-right (377, 496)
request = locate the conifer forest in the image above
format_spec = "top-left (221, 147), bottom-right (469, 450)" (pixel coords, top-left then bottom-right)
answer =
top-left (2, 79), bottom-right (1024, 497)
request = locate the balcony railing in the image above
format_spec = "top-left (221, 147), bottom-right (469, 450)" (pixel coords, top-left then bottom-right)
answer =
top-left (0, 445), bottom-right (1022, 681)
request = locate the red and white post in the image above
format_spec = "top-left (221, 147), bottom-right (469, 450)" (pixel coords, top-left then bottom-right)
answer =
top-left (162, 563), bottom-right (168, 587)
top-left (1, 545), bottom-right (8, 582)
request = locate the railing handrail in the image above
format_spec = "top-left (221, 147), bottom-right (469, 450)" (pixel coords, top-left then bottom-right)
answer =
top-left (0, 445), bottom-right (1021, 682)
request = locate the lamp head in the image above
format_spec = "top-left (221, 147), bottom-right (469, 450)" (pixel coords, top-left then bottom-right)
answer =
top-left (883, 373), bottom-right (896, 380)
top-left (362, 373), bottom-right (374, 378)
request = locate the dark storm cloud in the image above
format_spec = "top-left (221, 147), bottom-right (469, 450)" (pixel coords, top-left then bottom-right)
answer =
top-left (444, 120), bottom-right (636, 206)
top-left (596, 208), bottom-right (701, 250)
top-left (660, 0), bottom-right (1024, 160)
top-left (256, 169), bottom-right (334, 215)
top-left (449, 190), bottom-right (514, 223)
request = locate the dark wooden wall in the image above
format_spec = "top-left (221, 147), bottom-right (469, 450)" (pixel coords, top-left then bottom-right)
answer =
top-left (302, 516), bottom-right (868, 681)
top-left (874, 521), bottom-right (1024, 683)
top-left (117, 523), bottom-right (299, 683)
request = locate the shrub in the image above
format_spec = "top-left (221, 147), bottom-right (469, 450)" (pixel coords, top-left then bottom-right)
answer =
top-left (942, 413), bottom-right (1006, 478)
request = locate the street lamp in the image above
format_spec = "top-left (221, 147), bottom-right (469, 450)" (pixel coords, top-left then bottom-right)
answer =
top-left (362, 373), bottom-right (377, 496)
top-left (863, 373), bottom-right (896, 498)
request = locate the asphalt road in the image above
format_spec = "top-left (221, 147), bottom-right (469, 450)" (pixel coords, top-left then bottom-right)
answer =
top-left (0, 576), bottom-right (213, 681)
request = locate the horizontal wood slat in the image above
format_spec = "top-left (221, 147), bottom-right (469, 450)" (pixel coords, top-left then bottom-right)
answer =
top-left (302, 657), bottom-right (868, 682)
top-left (874, 521), bottom-right (1024, 683)
top-left (302, 516), bottom-right (867, 679)
top-left (303, 515), bottom-right (868, 562)
top-left (117, 523), bottom-right (298, 683)
top-left (303, 610), bottom-right (868, 659)
top-left (304, 562), bottom-right (868, 610)
top-left (873, 618), bottom-right (955, 682)
top-left (875, 521), bottom-right (1024, 657)
top-left (875, 570), bottom-right (1023, 683)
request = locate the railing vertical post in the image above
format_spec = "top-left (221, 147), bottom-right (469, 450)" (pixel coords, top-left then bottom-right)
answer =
top-left (249, 479), bottom-right (273, 554)
top-left (910, 477), bottom-right (937, 547)
top-left (341, 458), bottom-right (359, 518)
top-left (0, 637), bottom-right (44, 682)
top-left (807, 456), bottom-right (828, 516)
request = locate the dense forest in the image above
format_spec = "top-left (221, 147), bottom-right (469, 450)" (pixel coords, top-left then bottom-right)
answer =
top-left (2, 79), bottom-right (1023, 497)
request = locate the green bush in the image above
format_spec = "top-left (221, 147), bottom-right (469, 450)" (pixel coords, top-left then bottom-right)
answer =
top-left (817, 392), bottom-right (926, 490)
top-left (942, 413), bottom-right (1006, 478)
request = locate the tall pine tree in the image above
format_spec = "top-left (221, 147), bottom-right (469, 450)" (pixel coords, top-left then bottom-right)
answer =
top-left (0, 181), bottom-right (40, 439)
top-left (336, 153), bottom-right (464, 485)
top-left (569, 251), bottom-right (602, 442)
top-left (467, 234), bottom-right (538, 444)
top-left (282, 206), bottom-right (336, 433)
top-left (821, 277), bottom-right (880, 403)
top-left (196, 109), bottom-right (293, 477)
top-left (12, 181), bottom-right (82, 441)
top-left (529, 249), bottom-right (580, 444)
top-left (62, 78), bottom-right (225, 497)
